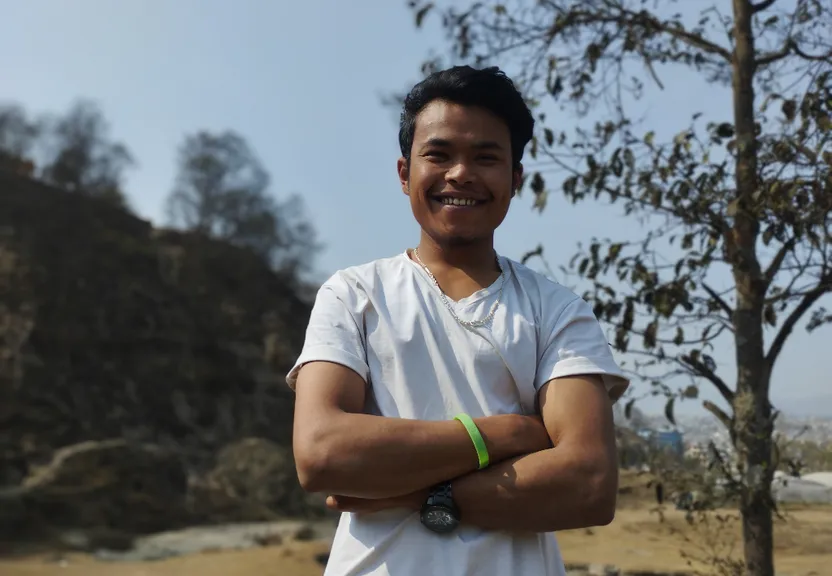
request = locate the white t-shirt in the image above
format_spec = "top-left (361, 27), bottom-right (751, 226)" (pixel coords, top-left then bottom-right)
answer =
top-left (287, 251), bottom-right (629, 576)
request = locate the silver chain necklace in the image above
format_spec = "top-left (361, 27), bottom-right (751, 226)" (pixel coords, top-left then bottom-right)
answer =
top-left (411, 247), bottom-right (504, 328)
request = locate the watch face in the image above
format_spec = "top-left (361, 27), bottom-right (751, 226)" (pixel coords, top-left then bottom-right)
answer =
top-left (422, 506), bottom-right (459, 533)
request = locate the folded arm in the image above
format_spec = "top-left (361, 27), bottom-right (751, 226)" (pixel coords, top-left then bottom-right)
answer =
top-left (327, 374), bottom-right (621, 532)
top-left (450, 374), bottom-right (620, 532)
top-left (292, 360), bottom-right (551, 499)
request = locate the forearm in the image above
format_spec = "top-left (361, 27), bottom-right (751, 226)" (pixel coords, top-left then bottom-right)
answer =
top-left (452, 446), bottom-right (618, 533)
top-left (322, 376), bottom-right (621, 529)
top-left (295, 412), bottom-right (541, 499)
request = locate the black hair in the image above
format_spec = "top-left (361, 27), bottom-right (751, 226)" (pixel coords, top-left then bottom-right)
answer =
top-left (398, 65), bottom-right (535, 170)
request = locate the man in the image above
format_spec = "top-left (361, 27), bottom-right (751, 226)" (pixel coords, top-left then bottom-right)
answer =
top-left (287, 65), bottom-right (630, 576)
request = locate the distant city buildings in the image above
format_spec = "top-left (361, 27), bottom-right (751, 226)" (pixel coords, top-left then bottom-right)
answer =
top-left (635, 428), bottom-right (685, 459)
top-left (616, 408), bottom-right (832, 473)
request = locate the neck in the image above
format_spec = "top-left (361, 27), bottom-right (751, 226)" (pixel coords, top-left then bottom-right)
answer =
top-left (415, 231), bottom-right (497, 272)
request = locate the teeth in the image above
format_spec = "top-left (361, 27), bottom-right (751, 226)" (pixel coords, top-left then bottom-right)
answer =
top-left (438, 197), bottom-right (478, 206)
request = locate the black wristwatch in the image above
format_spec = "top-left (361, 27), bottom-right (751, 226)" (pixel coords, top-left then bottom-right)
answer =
top-left (420, 481), bottom-right (460, 534)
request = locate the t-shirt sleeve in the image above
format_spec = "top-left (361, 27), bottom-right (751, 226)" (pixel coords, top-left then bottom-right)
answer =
top-left (285, 273), bottom-right (369, 391)
top-left (535, 295), bottom-right (630, 403)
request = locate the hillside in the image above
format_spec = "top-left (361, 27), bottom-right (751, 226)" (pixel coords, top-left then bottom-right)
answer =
top-left (0, 171), bottom-right (322, 540)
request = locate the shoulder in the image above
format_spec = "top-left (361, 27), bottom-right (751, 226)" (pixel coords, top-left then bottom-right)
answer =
top-left (318, 252), bottom-right (411, 298)
top-left (507, 257), bottom-right (630, 400)
top-left (502, 256), bottom-right (586, 319)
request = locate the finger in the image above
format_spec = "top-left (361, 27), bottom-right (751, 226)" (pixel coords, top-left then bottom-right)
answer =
top-left (327, 495), bottom-right (366, 513)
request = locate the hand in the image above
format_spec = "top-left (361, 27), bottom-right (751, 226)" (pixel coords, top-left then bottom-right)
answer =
top-left (326, 489), bottom-right (429, 515)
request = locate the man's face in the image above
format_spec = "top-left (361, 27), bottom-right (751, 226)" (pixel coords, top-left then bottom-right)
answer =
top-left (398, 100), bottom-right (522, 246)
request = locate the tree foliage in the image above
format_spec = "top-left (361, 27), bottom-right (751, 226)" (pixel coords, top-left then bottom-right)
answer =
top-left (0, 100), bottom-right (133, 208)
top-left (166, 131), bottom-right (319, 273)
top-left (0, 105), bottom-right (39, 175)
top-left (39, 100), bottom-right (134, 207)
top-left (407, 1), bottom-right (831, 575)
top-left (0, 103), bottom-right (319, 275)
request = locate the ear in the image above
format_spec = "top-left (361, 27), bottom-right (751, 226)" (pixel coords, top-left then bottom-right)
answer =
top-left (397, 157), bottom-right (410, 196)
top-left (512, 164), bottom-right (524, 197)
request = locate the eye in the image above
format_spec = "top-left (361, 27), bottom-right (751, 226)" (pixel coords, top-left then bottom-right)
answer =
top-left (423, 151), bottom-right (449, 163)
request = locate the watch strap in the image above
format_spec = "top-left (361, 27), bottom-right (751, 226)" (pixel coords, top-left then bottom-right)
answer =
top-left (430, 481), bottom-right (453, 504)
top-left (426, 481), bottom-right (459, 517)
top-left (454, 413), bottom-right (490, 469)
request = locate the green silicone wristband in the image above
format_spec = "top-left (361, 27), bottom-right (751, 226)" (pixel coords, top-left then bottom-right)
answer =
top-left (454, 413), bottom-right (490, 470)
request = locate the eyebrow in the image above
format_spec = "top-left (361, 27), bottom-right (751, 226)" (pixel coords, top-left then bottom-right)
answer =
top-left (421, 138), bottom-right (505, 151)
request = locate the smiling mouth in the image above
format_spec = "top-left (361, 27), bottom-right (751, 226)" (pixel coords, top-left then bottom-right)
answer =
top-left (432, 197), bottom-right (485, 207)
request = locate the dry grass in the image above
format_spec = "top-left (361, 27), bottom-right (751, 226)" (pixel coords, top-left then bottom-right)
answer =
top-left (2, 472), bottom-right (830, 576)
top-left (556, 506), bottom-right (831, 575)
top-left (0, 541), bottom-right (331, 576)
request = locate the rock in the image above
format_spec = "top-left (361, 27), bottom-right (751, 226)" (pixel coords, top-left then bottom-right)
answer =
top-left (188, 437), bottom-right (326, 522)
top-left (22, 439), bottom-right (187, 533)
top-left (292, 524), bottom-right (318, 541)
top-left (252, 532), bottom-right (283, 547)
top-left (93, 520), bottom-right (334, 562)
top-left (56, 528), bottom-right (135, 552)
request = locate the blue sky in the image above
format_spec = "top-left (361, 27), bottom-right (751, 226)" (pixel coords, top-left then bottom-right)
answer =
top-left (1, 0), bottom-right (828, 416)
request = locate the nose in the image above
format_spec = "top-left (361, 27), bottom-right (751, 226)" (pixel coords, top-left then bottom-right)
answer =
top-left (445, 161), bottom-right (474, 186)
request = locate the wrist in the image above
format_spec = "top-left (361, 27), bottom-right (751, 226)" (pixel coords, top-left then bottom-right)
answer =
top-left (454, 413), bottom-right (490, 469)
top-left (420, 481), bottom-right (460, 534)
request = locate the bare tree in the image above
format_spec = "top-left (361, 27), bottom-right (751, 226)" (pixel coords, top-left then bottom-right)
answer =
top-left (406, 1), bottom-right (832, 575)
top-left (166, 131), bottom-right (319, 273)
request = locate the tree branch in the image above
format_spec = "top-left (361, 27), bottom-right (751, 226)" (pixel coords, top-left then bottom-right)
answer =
top-left (679, 355), bottom-right (735, 403)
top-left (751, 0), bottom-right (778, 13)
top-left (548, 8), bottom-right (733, 63)
top-left (792, 44), bottom-right (832, 62)
top-left (758, 39), bottom-right (832, 67)
top-left (702, 282), bottom-right (734, 318)
top-left (703, 399), bottom-right (732, 429)
top-left (757, 40), bottom-right (794, 67)
top-left (766, 272), bottom-right (832, 368)
top-left (764, 238), bottom-right (797, 285)
top-left (707, 440), bottom-right (743, 491)
top-left (627, 10), bottom-right (733, 62)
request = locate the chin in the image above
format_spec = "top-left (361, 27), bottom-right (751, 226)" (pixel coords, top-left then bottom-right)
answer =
top-left (430, 230), bottom-right (489, 247)
top-left (415, 214), bottom-right (498, 247)
top-left (444, 235), bottom-right (481, 247)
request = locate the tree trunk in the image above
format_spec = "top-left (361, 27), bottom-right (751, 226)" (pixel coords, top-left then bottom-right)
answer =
top-left (733, 372), bottom-right (775, 576)
top-left (739, 426), bottom-right (775, 576)
top-left (730, 2), bottom-right (775, 576)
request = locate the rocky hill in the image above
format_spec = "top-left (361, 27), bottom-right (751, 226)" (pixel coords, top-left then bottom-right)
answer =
top-left (0, 171), bottom-right (323, 540)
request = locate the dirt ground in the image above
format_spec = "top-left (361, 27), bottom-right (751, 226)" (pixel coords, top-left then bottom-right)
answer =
top-left (2, 474), bottom-right (830, 576)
